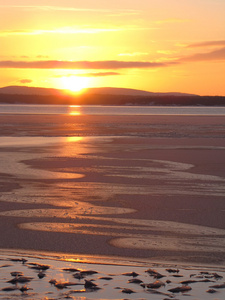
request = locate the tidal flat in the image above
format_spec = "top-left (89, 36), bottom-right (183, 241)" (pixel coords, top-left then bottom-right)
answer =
top-left (0, 114), bottom-right (225, 298)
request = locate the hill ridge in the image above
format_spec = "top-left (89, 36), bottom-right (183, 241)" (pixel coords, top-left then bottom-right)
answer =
top-left (0, 85), bottom-right (197, 97)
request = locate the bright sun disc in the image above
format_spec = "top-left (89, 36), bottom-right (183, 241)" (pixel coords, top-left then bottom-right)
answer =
top-left (61, 76), bottom-right (90, 93)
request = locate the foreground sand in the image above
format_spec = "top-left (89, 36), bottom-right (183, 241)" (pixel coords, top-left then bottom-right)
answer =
top-left (0, 114), bottom-right (225, 284)
top-left (1, 250), bottom-right (225, 300)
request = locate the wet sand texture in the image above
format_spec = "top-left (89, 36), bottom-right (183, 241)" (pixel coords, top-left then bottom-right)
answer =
top-left (0, 114), bottom-right (225, 266)
top-left (1, 251), bottom-right (225, 300)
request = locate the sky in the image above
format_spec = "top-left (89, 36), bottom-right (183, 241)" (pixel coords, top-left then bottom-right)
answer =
top-left (0, 0), bottom-right (225, 95)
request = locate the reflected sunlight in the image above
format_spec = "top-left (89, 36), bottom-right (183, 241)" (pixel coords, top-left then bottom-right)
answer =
top-left (69, 111), bottom-right (81, 116)
top-left (68, 105), bottom-right (81, 115)
top-left (67, 136), bottom-right (83, 143)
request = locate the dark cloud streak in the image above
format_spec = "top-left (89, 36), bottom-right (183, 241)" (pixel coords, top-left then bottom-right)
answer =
top-left (82, 71), bottom-right (121, 76)
top-left (55, 72), bottom-right (121, 77)
top-left (19, 79), bottom-right (33, 83)
top-left (0, 60), bottom-right (172, 69)
top-left (1, 48), bottom-right (223, 72)
top-left (181, 47), bottom-right (225, 62)
top-left (187, 40), bottom-right (225, 48)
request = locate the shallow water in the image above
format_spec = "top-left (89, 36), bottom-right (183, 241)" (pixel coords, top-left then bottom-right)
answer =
top-left (1, 104), bottom-right (225, 115)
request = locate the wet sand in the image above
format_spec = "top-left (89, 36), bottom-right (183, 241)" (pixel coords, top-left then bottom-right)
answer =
top-left (1, 249), bottom-right (225, 300)
top-left (0, 114), bottom-right (225, 271)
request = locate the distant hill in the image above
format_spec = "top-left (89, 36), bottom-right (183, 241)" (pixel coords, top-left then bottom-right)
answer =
top-left (0, 86), bottom-right (64, 96)
top-left (86, 87), bottom-right (196, 97)
top-left (86, 87), bottom-right (153, 96)
top-left (0, 85), bottom-right (225, 106)
top-left (0, 85), bottom-right (196, 97)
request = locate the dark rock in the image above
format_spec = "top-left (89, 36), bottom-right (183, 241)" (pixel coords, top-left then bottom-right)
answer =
top-left (28, 263), bottom-right (50, 270)
top-left (10, 271), bottom-right (24, 277)
top-left (63, 268), bottom-right (80, 272)
top-left (122, 288), bottom-right (135, 294)
top-left (147, 280), bottom-right (165, 289)
top-left (168, 285), bottom-right (192, 293)
top-left (80, 270), bottom-right (98, 276)
top-left (73, 272), bottom-right (85, 280)
top-left (99, 276), bottom-right (113, 281)
top-left (122, 271), bottom-right (139, 277)
top-left (38, 271), bottom-right (46, 279)
top-left (84, 280), bottom-right (98, 289)
top-left (1, 286), bottom-right (18, 292)
top-left (166, 268), bottom-right (179, 273)
top-left (209, 283), bottom-right (225, 289)
top-left (128, 278), bottom-right (143, 284)
top-left (207, 289), bottom-right (217, 293)
top-left (7, 276), bottom-right (33, 284)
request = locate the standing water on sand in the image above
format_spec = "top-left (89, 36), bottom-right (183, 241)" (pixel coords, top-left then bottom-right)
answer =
top-left (1, 104), bottom-right (225, 115)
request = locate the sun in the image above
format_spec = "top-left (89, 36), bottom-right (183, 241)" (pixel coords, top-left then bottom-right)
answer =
top-left (60, 76), bottom-right (90, 93)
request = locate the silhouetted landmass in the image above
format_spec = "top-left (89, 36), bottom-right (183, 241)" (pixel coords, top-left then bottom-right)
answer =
top-left (0, 86), bottom-right (196, 97)
top-left (0, 86), bottom-right (224, 106)
top-left (1, 92), bottom-right (225, 106)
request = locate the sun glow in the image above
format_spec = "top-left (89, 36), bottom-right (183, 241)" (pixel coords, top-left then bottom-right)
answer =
top-left (61, 76), bottom-right (90, 93)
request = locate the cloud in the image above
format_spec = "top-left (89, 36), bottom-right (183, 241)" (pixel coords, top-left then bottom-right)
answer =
top-left (76, 72), bottom-right (121, 77)
top-left (0, 25), bottom-right (155, 37)
top-left (0, 30), bottom-right (39, 36)
top-left (187, 40), bottom-right (225, 48)
top-left (157, 50), bottom-right (177, 55)
top-left (0, 60), bottom-right (172, 70)
top-left (18, 79), bottom-right (33, 84)
top-left (0, 5), bottom-right (140, 15)
top-left (55, 72), bottom-right (121, 77)
top-left (36, 55), bottom-right (49, 59)
top-left (1, 48), bottom-right (223, 73)
top-left (0, 27), bottom-right (123, 36)
top-left (118, 52), bottom-right (149, 57)
top-left (180, 47), bottom-right (225, 62)
top-left (0, 30), bottom-right (32, 36)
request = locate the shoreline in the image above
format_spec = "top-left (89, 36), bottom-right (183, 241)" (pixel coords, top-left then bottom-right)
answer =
top-left (1, 249), bottom-right (225, 300)
top-left (2, 248), bottom-right (225, 272)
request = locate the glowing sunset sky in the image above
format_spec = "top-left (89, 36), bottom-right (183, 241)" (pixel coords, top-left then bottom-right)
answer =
top-left (0, 0), bottom-right (225, 95)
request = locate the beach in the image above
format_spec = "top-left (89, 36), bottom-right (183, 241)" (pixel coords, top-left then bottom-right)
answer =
top-left (1, 249), bottom-right (225, 300)
top-left (0, 113), bottom-right (225, 298)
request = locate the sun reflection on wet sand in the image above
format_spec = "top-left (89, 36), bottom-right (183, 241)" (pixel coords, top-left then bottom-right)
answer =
top-left (15, 217), bottom-right (225, 254)
top-left (66, 136), bottom-right (83, 143)
top-left (68, 105), bottom-right (81, 116)
top-left (0, 205), bottom-right (135, 218)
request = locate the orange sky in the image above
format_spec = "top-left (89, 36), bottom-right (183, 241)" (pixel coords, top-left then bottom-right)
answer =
top-left (0, 0), bottom-right (225, 95)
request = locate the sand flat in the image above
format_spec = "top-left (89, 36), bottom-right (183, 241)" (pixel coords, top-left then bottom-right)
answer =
top-left (0, 114), bottom-right (225, 267)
